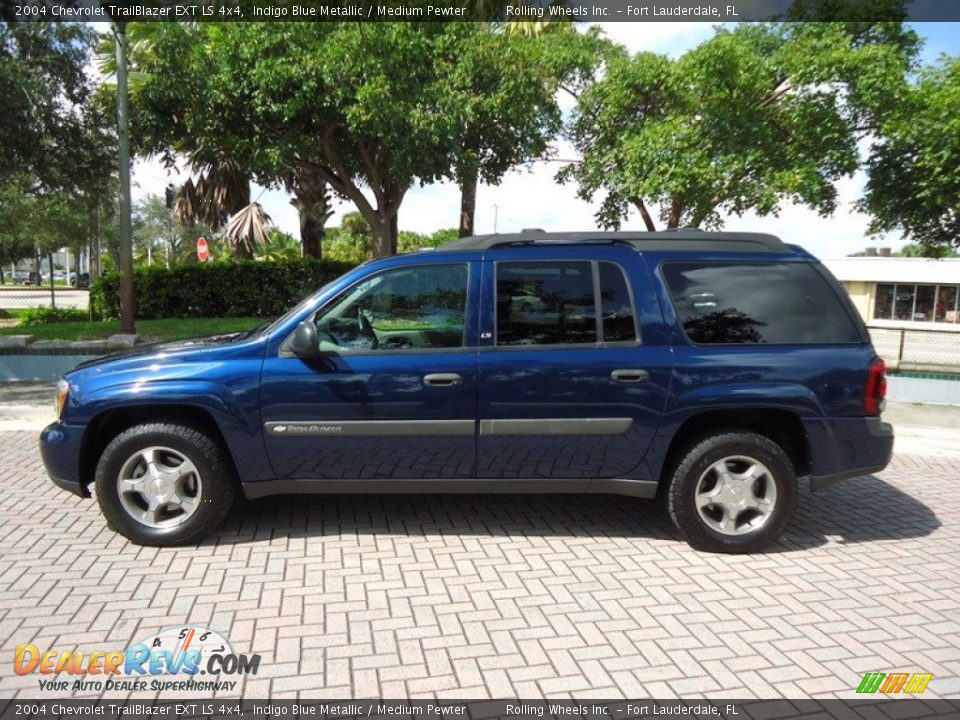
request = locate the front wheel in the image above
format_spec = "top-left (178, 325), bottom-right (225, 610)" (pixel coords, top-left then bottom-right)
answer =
top-left (95, 423), bottom-right (237, 546)
top-left (666, 431), bottom-right (798, 554)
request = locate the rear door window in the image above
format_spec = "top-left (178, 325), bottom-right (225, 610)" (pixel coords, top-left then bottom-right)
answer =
top-left (495, 260), bottom-right (638, 347)
top-left (662, 261), bottom-right (860, 344)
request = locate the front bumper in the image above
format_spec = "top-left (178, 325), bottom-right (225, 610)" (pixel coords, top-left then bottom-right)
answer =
top-left (39, 421), bottom-right (89, 498)
top-left (804, 416), bottom-right (894, 492)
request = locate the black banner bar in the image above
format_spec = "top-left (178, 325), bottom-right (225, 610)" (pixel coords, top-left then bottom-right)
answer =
top-left (2, 700), bottom-right (960, 720)
top-left (4, 0), bottom-right (960, 23)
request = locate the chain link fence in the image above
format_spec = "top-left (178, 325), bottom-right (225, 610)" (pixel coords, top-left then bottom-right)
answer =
top-left (0, 282), bottom-right (90, 317)
top-left (868, 325), bottom-right (960, 372)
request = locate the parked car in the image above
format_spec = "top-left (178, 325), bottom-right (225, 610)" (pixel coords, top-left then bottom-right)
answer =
top-left (68, 272), bottom-right (90, 288)
top-left (39, 230), bottom-right (893, 552)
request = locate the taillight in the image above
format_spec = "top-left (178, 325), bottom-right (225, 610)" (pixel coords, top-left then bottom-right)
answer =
top-left (864, 358), bottom-right (887, 416)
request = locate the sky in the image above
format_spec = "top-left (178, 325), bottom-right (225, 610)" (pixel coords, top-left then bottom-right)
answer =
top-left (125, 21), bottom-right (960, 260)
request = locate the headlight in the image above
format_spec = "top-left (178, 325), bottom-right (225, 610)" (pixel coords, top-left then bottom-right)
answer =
top-left (55, 379), bottom-right (69, 419)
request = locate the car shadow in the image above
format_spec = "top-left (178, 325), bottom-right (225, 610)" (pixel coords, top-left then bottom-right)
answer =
top-left (201, 473), bottom-right (940, 553)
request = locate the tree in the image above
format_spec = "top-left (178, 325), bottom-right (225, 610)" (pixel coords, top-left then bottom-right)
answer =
top-left (124, 23), bottom-right (335, 259)
top-left (397, 228), bottom-right (458, 254)
top-left (861, 56), bottom-right (960, 250)
top-left (131, 193), bottom-right (210, 266)
top-left (894, 243), bottom-right (959, 259)
top-left (324, 212), bottom-right (374, 264)
top-left (0, 23), bottom-right (115, 284)
top-left (217, 23), bottom-right (468, 257)
top-left (0, 23), bottom-right (98, 191)
top-left (443, 26), bottom-right (594, 237)
top-left (0, 181), bottom-right (35, 283)
top-left (255, 229), bottom-right (302, 262)
top-left (561, 23), bottom-right (916, 230)
top-left (143, 23), bottom-right (562, 258)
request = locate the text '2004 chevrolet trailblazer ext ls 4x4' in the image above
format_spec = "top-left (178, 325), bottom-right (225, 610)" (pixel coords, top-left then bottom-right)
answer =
top-left (40, 230), bottom-right (894, 553)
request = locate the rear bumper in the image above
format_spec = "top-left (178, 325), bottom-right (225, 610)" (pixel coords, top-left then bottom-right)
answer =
top-left (804, 416), bottom-right (894, 492)
top-left (39, 421), bottom-right (89, 498)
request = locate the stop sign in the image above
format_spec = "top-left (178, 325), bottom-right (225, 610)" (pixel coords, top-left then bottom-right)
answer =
top-left (196, 237), bottom-right (209, 262)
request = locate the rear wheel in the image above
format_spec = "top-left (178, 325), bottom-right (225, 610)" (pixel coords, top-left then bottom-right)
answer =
top-left (95, 423), bottom-right (236, 546)
top-left (667, 431), bottom-right (797, 553)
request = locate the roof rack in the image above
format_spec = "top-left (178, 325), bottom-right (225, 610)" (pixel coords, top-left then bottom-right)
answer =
top-left (437, 230), bottom-right (789, 253)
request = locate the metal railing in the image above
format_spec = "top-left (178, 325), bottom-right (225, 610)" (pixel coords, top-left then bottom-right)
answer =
top-left (868, 325), bottom-right (960, 372)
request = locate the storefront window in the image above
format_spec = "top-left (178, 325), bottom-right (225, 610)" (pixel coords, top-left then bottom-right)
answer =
top-left (894, 285), bottom-right (916, 320)
top-left (874, 283), bottom-right (895, 320)
top-left (913, 285), bottom-right (936, 321)
top-left (874, 283), bottom-right (960, 323)
top-left (936, 286), bottom-right (960, 323)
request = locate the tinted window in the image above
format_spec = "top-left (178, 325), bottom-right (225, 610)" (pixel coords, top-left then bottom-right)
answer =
top-left (316, 264), bottom-right (468, 352)
top-left (662, 262), bottom-right (860, 344)
top-left (496, 262), bottom-right (596, 346)
top-left (599, 262), bottom-right (637, 342)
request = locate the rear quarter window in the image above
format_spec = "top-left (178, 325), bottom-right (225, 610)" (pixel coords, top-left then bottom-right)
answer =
top-left (662, 261), bottom-right (861, 345)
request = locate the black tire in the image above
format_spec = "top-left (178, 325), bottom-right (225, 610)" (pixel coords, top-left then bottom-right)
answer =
top-left (667, 431), bottom-right (797, 554)
top-left (95, 422), bottom-right (237, 546)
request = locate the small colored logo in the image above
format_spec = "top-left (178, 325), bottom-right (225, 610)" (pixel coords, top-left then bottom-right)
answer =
top-left (13, 625), bottom-right (260, 692)
top-left (857, 672), bottom-right (933, 694)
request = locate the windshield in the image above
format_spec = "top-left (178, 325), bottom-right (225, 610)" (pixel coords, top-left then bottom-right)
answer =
top-left (253, 279), bottom-right (342, 339)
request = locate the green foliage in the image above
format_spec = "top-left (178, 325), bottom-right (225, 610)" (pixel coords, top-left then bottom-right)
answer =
top-left (90, 258), bottom-right (355, 320)
top-left (0, 23), bottom-right (110, 193)
top-left (322, 214), bottom-right (456, 261)
top-left (132, 193), bottom-right (214, 267)
top-left (20, 306), bottom-right (89, 326)
top-left (132, 23), bottom-right (586, 255)
top-left (0, 316), bottom-right (262, 342)
top-left (894, 243), bottom-right (960, 258)
top-left (398, 228), bottom-right (459, 254)
top-left (562, 23), bottom-right (916, 230)
top-left (0, 23), bottom-right (116, 275)
top-left (255, 229), bottom-right (302, 262)
top-left (862, 56), bottom-right (960, 249)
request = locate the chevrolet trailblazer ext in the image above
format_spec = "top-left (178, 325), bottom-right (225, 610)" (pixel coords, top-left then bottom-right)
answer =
top-left (40, 231), bottom-right (894, 553)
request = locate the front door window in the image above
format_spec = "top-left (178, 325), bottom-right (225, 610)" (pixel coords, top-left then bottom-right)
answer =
top-left (315, 263), bottom-right (469, 352)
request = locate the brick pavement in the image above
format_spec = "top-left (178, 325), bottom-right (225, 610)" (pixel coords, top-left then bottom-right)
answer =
top-left (0, 430), bottom-right (957, 700)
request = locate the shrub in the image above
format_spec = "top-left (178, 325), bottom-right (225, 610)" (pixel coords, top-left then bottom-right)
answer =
top-left (90, 258), bottom-right (357, 320)
top-left (20, 306), bottom-right (90, 325)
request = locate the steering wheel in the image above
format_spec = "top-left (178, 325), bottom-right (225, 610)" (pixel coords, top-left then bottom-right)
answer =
top-left (358, 309), bottom-right (378, 349)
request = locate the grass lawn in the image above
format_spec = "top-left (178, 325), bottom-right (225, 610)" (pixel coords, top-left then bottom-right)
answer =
top-left (0, 317), bottom-right (265, 342)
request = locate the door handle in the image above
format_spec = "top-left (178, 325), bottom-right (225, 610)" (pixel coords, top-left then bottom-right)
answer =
top-left (423, 373), bottom-right (462, 387)
top-left (611, 368), bottom-right (650, 383)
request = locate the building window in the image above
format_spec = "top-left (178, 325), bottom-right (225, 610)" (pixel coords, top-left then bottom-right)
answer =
top-left (875, 284), bottom-right (895, 320)
top-left (894, 285), bottom-right (916, 320)
top-left (873, 283), bottom-right (960, 323)
top-left (936, 286), bottom-right (959, 323)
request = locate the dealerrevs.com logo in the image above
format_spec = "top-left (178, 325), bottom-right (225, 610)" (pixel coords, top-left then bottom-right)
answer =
top-left (14, 625), bottom-right (261, 693)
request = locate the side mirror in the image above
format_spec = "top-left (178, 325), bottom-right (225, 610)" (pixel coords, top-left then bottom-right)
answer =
top-left (288, 320), bottom-right (320, 357)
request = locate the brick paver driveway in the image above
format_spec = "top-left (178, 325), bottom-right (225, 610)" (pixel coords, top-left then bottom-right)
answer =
top-left (0, 430), bottom-right (957, 700)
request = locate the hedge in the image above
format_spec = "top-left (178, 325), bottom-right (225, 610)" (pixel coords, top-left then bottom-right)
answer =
top-left (90, 258), bottom-right (357, 320)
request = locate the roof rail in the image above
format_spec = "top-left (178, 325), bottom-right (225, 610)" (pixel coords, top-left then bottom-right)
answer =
top-left (437, 230), bottom-right (789, 254)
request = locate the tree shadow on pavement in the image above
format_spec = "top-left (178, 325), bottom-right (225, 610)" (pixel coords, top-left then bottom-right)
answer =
top-left (203, 473), bottom-right (939, 552)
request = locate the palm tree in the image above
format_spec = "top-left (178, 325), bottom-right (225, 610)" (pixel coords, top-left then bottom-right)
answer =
top-left (99, 24), bottom-right (265, 260)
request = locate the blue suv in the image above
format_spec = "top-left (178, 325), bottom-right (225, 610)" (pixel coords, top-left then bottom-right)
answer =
top-left (39, 231), bottom-right (893, 552)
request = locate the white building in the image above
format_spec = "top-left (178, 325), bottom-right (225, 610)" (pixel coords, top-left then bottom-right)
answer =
top-left (822, 256), bottom-right (960, 331)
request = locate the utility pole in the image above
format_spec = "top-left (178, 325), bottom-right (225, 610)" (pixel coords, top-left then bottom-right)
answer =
top-left (114, 22), bottom-right (135, 334)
